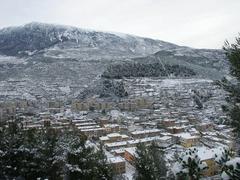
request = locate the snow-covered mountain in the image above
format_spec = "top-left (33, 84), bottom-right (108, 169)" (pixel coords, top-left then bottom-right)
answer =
top-left (0, 22), bottom-right (177, 57)
top-left (0, 22), bottom-right (228, 100)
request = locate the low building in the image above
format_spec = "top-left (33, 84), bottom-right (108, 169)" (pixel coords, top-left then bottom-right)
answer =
top-left (99, 133), bottom-right (129, 144)
top-left (103, 124), bottom-right (120, 133)
top-left (173, 133), bottom-right (199, 148)
top-left (81, 128), bottom-right (105, 138)
top-left (105, 141), bottom-right (128, 151)
top-left (197, 147), bottom-right (224, 177)
top-left (124, 147), bottom-right (137, 165)
top-left (155, 136), bottom-right (172, 148)
top-left (108, 156), bottom-right (126, 174)
top-left (167, 126), bottom-right (185, 134)
top-left (77, 125), bottom-right (101, 130)
top-left (127, 137), bottom-right (160, 147)
top-left (162, 119), bottom-right (176, 127)
top-left (196, 122), bottom-right (213, 131)
top-left (111, 148), bottom-right (126, 157)
top-left (130, 129), bottom-right (161, 138)
top-left (98, 116), bottom-right (109, 126)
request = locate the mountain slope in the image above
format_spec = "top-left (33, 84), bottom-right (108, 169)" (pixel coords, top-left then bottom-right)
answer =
top-left (0, 22), bottom-right (228, 100)
top-left (0, 22), bottom-right (177, 58)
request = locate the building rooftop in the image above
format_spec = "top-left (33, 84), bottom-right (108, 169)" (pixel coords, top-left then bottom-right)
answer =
top-left (173, 132), bottom-right (199, 140)
top-left (131, 129), bottom-right (161, 135)
top-left (108, 156), bottom-right (126, 164)
top-left (125, 147), bottom-right (137, 157)
top-left (195, 146), bottom-right (225, 161)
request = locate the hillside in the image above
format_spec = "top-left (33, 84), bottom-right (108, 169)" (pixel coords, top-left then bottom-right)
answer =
top-left (0, 22), bottom-right (228, 100)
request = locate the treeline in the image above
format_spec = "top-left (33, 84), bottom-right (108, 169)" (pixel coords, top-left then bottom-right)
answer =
top-left (99, 79), bottom-right (128, 98)
top-left (102, 62), bottom-right (196, 79)
top-left (0, 123), bottom-right (112, 180)
top-left (78, 79), bottom-right (128, 99)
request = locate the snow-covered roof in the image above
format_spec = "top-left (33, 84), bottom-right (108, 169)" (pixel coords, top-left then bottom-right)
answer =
top-left (111, 148), bottom-right (126, 154)
top-left (128, 136), bottom-right (160, 144)
top-left (194, 146), bottom-right (225, 161)
top-left (81, 128), bottom-right (105, 132)
top-left (108, 156), bottom-right (126, 164)
top-left (105, 141), bottom-right (128, 148)
top-left (107, 133), bottom-right (122, 137)
top-left (99, 136), bottom-right (109, 141)
top-left (77, 125), bottom-right (100, 130)
top-left (167, 126), bottom-right (184, 129)
top-left (75, 122), bottom-right (97, 126)
top-left (99, 133), bottom-right (129, 141)
top-left (131, 129), bottom-right (161, 135)
top-left (125, 147), bottom-right (137, 157)
top-left (173, 132), bottom-right (199, 140)
top-left (158, 136), bottom-right (172, 141)
top-left (104, 124), bottom-right (119, 128)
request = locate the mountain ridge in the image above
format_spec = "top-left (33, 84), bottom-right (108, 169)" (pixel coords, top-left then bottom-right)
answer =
top-left (0, 22), bottom-right (179, 57)
top-left (0, 22), bottom-right (228, 100)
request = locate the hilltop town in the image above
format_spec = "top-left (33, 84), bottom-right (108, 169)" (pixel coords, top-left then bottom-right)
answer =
top-left (0, 77), bottom-right (235, 179)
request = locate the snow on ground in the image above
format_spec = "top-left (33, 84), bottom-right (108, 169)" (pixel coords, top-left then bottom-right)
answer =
top-left (226, 157), bottom-right (240, 168)
top-left (124, 162), bottom-right (135, 180)
top-left (158, 79), bottom-right (213, 88)
top-left (59, 86), bottom-right (71, 94)
top-left (0, 55), bottom-right (26, 64)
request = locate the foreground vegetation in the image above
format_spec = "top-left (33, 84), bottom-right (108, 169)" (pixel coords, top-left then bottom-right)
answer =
top-left (0, 122), bottom-right (113, 180)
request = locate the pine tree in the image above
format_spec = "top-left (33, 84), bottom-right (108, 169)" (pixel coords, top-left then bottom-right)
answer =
top-left (221, 157), bottom-right (240, 179)
top-left (37, 128), bottom-right (64, 180)
top-left (220, 35), bottom-right (240, 155)
top-left (134, 142), bottom-right (167, 180)
top-left (65, 135), bottom-right (113, 180)
top-left (215, 148), bottom-right (234, 167)
top-left (0, 122), bottom-right (45, 179)
top-left (214, 147), bottom-right (240, 179)
top-left (0, 122), bottom-right (113, 180)
top-left (173, 148), bottom-right (208, 180)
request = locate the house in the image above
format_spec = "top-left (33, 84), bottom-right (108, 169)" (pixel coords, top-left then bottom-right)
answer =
top-left (196, 147), bottom-right (224, 177)
top-left (103, 124), bottom-right (120, 133)
top-left (196, 122), bottom-right (213, 131)
top-left (127, 137), bottom-right (160, 147)
top-left (175, 120), bottom-right (189, 126)
top-left (108, 156), bottom-right (126, 174)
top-left (105, 141), bottom-right (128, 151)
top-left (80, 128), bottom-right (105, 137)
top-left (99, 133), bottom-right (129, 144)
top-left (173, 133), bottom-right (199, 148)
top-left (98, 116), bottom-right (109, 126)
top-left (75, 122), bottom-right (97, 127)
top-left (155, 136), bottom-right (173, 148)
top-left (124, 147), bottom-right (137, 165)
top-left (167, 126), bottom-right (185, 134)
top-left (130, 129), bottom-right (161, 138)
top-left (162, 119), bottom-right (176, 127)
top-left (111, 148), bottom-right (126, 157)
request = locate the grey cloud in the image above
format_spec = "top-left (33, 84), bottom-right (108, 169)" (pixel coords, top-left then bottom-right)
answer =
top-left (0, 0), bottom-right (240, 48)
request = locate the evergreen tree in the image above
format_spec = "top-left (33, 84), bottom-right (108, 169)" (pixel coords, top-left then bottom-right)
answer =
top-left (37, 129), bottom-right (64, 180)
top-left (0, 121), bottom-right (113, 180)
top-left (214, 147), bottom-right (240, 179)
top-left (134, 142), bottom-right (167, 180)
top-left (173, 148), bottom-right (208, 180)
top-left (219, 35), bottom-right (240, 155)
top-left (222, 157), bottom-right (240, 179)
top-left (215, 148), bottom-right (234, 167)
top-left (0, 122), bottom-right (45, 179)
top-left (65, 137), bottom-right (113, 180)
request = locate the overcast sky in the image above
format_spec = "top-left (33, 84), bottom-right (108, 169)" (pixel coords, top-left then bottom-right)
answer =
top-left (0, 0), bottom-right (240, 49)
